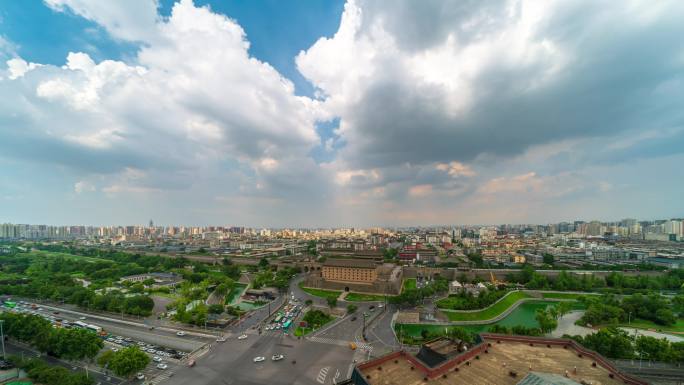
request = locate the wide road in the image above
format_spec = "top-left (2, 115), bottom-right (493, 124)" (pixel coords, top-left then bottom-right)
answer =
top-left (165, 332), bottom-right (355, 385)
top-left (17, 302), bottom-right (211, 352)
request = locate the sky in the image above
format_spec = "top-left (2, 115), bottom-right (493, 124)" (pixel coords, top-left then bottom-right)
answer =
top-left (1, 0), bottom-right (683, 227)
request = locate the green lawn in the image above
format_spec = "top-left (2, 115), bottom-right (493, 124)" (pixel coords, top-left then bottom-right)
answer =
top-left (294, 313), bottom-right (335, 336)
top-left (540, 292), bottom-right (600, 300)
top-left (441, 291), bottom-right (532, 321)
top-left (28, 250), bottom-right (106, 263)
top-left (403, 278), bottom-right (417, 291)
top-left (345, 293), bottom-right (386, 302)
top-left (298, 282), bottom-right (341, 300)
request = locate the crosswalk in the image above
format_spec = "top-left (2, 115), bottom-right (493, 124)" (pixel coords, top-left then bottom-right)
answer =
top-left (148, 371), bottom-right (174, 385)
top-left (357, 342), bottom-right (372, 352)
top-left (317, 366), bottom-right (330, 384)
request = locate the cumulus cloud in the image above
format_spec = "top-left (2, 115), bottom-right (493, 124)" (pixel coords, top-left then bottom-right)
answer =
top-left (293, 0), bottom-right (684, 223)
top-left (6, 58), bottom-right (41, 80)
top-left (1, 0), bottom-right (323, 212)
top-left (2, 0), bottom-right (684, 225)
top-left (44, 0), bottom-right (161, 42)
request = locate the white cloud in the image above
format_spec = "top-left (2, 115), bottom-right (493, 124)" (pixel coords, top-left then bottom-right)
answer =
top-left (74, 180), bottom-right (95, 193)
top-left (2, 0), bottom-right (321, 199)
top-left (2, 0), bottom-right (684, 226)
top-left (44, 0), bottom-right (160, 42)
top-left (6, 58), bottom-right (41, 80)
top-left (436, 161), bottom-right (475, 177)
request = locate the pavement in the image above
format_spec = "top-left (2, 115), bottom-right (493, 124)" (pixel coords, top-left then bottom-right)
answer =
top-left (550, 310), bottom-right (594, 338)
top-left (619, 327), bottom-right (684, 342)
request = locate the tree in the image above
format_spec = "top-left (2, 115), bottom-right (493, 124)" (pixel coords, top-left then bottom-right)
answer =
top-left (303, 310), bottom-right (331, 328)
top-left (557, 301), bottom-right (572, 319)
top-left (346, 304), bottom-right (357, 314)
top-left (208, 304), bottom-right (224, 314)
top-left (327, 297), bottom-right (337, 309)
top-left (636, 335), bottom-right (671, 361)
top-left (97, 350), bottom-right (115, 367)
top-left (305, 299), bottom-right (313, 306)
top-left (108, 346), bottom-right (150, 378)
top-left (655, 308), bottom-right (676, 326)
top-left (447, 327), bottom-right (474, 344)
top-left (568, 328), bottom-right (635, 359)
top-left (542, 253), bottom-right (554, 265)
top-left (142, 278), bottom-right (156, 287)
top-left (535, 308), bottom-right (558, 334)
top-left (259, 257), bottom-right (269, 269)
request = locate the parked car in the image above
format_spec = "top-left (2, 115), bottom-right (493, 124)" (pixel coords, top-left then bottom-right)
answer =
top-left (271, 354), bottom-right (284, 361)
top-left (253, 356), bottom-right (265, 363)
top-left (136, 373), bottom-right (145, 380)
top-left (176, 331), bottom-right (186, 336)
top-left (157, 363), bottom-right (168, 370)
top-left (237, 334), bottom-right (248, 340)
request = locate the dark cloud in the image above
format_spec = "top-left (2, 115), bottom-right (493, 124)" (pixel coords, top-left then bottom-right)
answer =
top-left (335, 1), bottom-right (684, 170)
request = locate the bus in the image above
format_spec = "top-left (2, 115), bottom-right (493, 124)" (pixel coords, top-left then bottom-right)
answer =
top-left (274, 315), bottom-right (283, 323)
top-left (3, 301), bottom-right (16, 308)
top-left (73, 321), bottom-right (89, 329)
top-left (282, 320), bottom-right (292, 329)
top-left (86, 324), bottom-right (102, 333)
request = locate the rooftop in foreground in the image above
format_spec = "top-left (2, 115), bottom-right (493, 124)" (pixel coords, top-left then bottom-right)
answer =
top-left (351, 334), bottom-right (646, 385)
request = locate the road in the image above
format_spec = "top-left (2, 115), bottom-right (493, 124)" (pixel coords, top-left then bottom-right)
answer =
top-left (164, 332), bottom-right (355, 385)
top-left (28, 303), bottom-right (211, 352)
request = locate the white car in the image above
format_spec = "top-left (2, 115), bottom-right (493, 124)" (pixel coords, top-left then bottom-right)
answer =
top-left (79, 316), bottom-right (86, 320)
top-left (157, 363), bottom-right (168, 370)
top-left (176, 331), bottom-right (186, 336)
top-left (271, 354), bottom-right (284, 361)
top-left (136, 373), bottom-right (145, 380)
top-left (237, 334), bottom-right (248, 340)
top-left (253, 356), bottom-right (265, 363)
top-left (216, 337), bottom-right (226, 342)
top-left (153, 356), bottom-right (162, 362)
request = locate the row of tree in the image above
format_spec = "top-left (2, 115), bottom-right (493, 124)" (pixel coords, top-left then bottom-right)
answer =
top-left (389, 277), bottom-right (449, 306)
top-left (579, 293), bottom-right (681, 326)
top-left (8, 357), bottom-right (93, 385)
top-left (508, 266), bottom-right (684, 293)
top-left (436, 288), bottom-right (509, 310)
top-left (97, 346), bottom-right (150, 378)
top-left (0, 313), bottom-right (103, 361)
top-left (566, 327), bottom-right (684, 363)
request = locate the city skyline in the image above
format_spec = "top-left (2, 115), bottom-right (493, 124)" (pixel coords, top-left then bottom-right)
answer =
top-left (2, 0), bottom-right (684, 226)
top-left (2, 215), bottom-right (683, 232)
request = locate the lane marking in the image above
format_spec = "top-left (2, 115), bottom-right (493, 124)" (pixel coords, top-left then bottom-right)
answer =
top-left (317, 366), bottom-right (330, 384)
